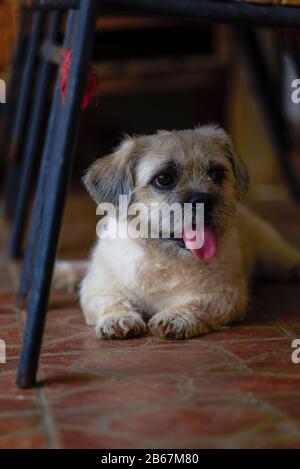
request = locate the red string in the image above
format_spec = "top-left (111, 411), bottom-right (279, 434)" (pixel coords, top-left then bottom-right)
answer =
top-left (60, 50), bottom-right (100, 109)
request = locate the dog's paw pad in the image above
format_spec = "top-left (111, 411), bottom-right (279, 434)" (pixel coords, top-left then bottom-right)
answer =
top-left (96, 311), bottom-right (146, 340)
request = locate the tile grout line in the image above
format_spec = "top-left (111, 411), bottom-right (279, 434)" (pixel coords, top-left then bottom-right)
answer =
top-left (36, 383), bottom-right (62, 449)
top-left (275, 321), bottom-right (296, 339)
top-left (8, 261), bottom-right (63, 449)
top-left (203, 340), bottom-right (300, 433)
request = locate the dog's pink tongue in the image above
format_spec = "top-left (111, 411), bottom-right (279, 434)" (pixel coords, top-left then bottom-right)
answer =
top-left (183, 227), bottom-right (217, 260)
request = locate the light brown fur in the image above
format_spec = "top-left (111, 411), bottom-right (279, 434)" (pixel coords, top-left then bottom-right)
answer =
top-left (55, 126), bottom-right (300, 340)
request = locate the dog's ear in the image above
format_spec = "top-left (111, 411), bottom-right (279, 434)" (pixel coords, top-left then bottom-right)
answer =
top-left (197, 125), bottom-right (250, 200)
top-left (225, 139), bottom-right (250, 200)
top-left (206, 126), bottom-right (250, 200)
top-left (83, 137), bottom-right (136, 205)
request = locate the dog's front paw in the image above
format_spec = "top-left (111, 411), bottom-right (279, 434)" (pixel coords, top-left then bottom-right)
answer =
top-left (148, 309), bottom-right (211, 340)
top-left (96, 310), bottom-right (146, 339)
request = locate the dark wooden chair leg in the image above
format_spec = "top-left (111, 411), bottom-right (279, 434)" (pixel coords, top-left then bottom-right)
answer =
top-left (17, 0), bottom-right (97, 389)
top-left (4, 10), bottom-right (44, 219)
top-left (236, 27), bottom-right (300, 201)
top-left (17, 9), bottom-right (77, 303)
top-left (7, 11), bottom-right (61, 259)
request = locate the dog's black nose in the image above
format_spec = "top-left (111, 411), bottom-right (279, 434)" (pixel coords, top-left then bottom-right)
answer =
top-left (186, 193), bottom-right (214, 208)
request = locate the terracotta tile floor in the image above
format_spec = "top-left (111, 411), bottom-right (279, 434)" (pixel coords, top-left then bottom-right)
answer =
top-left (1, 194), bottom-right (300, 448)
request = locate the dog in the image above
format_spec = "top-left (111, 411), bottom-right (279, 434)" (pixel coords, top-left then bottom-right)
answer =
top-left (55, 125), bottom-right (300, 340)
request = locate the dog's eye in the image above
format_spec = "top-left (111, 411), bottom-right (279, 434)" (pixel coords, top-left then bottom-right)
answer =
top-left (152, 170), bottom-right (178, 189)
top-left (208, 165), bottom-right (226, 186)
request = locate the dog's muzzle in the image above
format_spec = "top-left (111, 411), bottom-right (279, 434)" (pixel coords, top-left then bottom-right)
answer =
top-left (185, 192), bottom-right (216, 228)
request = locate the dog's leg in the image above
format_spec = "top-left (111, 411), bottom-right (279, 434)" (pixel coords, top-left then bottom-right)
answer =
top-left (149, 287), bottom-right (247, 340)
top-left (240, 207), bottom-right (300, 281)
top-left (80, 278), bottom-right (146, 339)
top-left (83, 298), bottom-right (147, 339)
top-left (95, 303), bottom-right (146, 339)
top-left (53, 260), bottom-right (88, 292)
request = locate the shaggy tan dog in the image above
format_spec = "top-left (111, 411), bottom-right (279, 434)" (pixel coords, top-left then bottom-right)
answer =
top-left (57, 126), bottom-right (300, 340)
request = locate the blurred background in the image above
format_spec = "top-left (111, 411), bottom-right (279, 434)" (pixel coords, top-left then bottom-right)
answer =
top-left (0, 0), bottom-right (293, 197)
top-left (1, 0), bottom-right (300, 260)
top-left (1, 1), bottom-right (300, 450)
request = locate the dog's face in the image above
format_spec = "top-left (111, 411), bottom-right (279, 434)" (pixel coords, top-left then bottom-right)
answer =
top-left (83, 126), bottom-right (249, 251)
